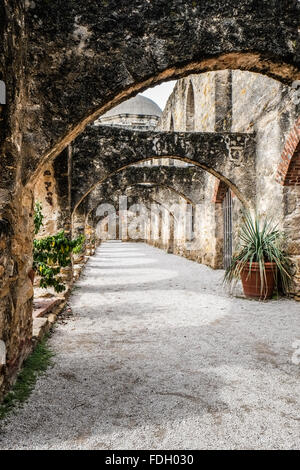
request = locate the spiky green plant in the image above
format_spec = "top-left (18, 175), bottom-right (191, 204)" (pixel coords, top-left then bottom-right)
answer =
top-left (224, 211), bottom-right (293, 294)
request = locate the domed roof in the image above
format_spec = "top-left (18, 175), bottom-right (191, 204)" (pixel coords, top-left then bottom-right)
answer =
top-left (102, 94), bottom-right (162, 118)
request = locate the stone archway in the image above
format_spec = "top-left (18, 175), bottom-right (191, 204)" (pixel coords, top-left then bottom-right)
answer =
top-left (275, 117), bottom-right (300, 298)
top-left (70, 125), bottom-right (256, 211)
top-left (186, 82), bottom-right (195, 131)
top-left (276, 117), bottom-right (300, 186)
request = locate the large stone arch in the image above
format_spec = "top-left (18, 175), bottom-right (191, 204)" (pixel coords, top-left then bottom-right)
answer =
top-left (6, 0), bottom-right (297, 184)
top-left (71, 125), bottom-right (256, 211)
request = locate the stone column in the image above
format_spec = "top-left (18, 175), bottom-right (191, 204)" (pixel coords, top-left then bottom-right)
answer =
top-left (84, 219), bottom-right (96, 256)
top-left (0, 2), bottom-right (34, 400)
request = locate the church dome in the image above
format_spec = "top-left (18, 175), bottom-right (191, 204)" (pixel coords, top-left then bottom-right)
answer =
top-left (102, 94), bottom-right (162, 118)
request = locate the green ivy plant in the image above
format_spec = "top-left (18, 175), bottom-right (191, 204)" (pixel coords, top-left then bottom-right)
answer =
top-left (33, 202), bottom-right (84, 293)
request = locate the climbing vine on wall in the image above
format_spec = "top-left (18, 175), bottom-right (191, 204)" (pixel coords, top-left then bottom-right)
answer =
top-left (33, 202), bottom-right (84, 293)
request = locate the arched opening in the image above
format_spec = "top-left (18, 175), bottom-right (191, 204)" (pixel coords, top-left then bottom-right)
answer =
top-left (2, 2), bottom-right (300, 423)
top-left (279, 143), bottom-right (300, 186)
top-left (186, 82), bottom-right (195, 131)
top-left (88, 184), bottom-right (180, 252)
top-left (170, 115), bottom-right (174, 131)
top-left (76, 155), bottom-right (239, 269)
top-left (27, 53), bottom-right (299, 185)
top-left (72, 154), bottom-right (249, 215)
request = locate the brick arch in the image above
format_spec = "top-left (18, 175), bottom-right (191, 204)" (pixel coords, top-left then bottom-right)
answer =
top-left (71, 124), bottom-right (256, 211)
top-left (276, 117), bottom-right (300, 186)
top-left (212, 180), bottom-right (229, 203)
top-left (79, 165), bottom-right (208, 218)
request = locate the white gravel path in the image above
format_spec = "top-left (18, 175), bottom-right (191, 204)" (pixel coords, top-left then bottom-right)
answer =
top-left (0, 241), bottom-right (299, 450)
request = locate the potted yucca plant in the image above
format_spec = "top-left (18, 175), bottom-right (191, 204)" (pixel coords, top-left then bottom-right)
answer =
top-left (224, 211), bottom-right (293, 299)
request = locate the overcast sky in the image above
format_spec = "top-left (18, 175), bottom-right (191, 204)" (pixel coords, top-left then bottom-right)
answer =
top-left (141, 80), bottom-right (176, 111)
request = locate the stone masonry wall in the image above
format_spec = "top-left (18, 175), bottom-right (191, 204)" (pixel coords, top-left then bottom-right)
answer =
top-left (155, 72), bottom-right (241, 268)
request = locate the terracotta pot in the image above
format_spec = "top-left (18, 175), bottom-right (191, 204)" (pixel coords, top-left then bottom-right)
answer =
top-left (28, 268), bottom-right (35, 285)
top-left (240, 262), bottom-right (277, 299)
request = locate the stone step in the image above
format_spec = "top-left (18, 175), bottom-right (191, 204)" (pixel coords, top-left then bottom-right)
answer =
top-left (32, 298), bottom-right (63, 319)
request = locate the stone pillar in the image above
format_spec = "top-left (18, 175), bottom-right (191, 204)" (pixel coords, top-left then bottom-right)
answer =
top-left (214, 70), bottom-right (232, 132)
top-left (0, 188), bottom-right (34, 399)
top-left (145, 217), bottom-right (151, 246)
top-left (157, 211), bottom-right (163, 248)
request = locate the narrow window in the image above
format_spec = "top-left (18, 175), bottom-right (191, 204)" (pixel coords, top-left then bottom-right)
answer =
top-left (186, 82), bottom-right (195, 131)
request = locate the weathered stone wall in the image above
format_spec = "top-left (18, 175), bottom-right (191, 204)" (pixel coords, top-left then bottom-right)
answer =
top-left (157, 70), bottom-right (300, 287)
top-left (231, 71), bottom-right (296, 220)
top-left (142, 172), bottom-right (239, 269)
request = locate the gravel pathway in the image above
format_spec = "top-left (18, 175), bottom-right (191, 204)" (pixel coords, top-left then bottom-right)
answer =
top-left (0, 241), bottom-right (299, 450)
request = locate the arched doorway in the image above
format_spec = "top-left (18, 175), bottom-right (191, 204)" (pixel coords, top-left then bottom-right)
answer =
top-left (186, 83), bottom-right (195, 131)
